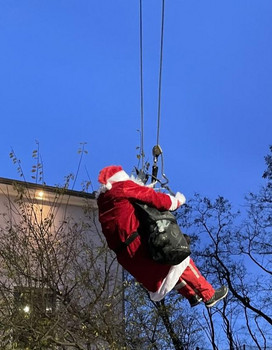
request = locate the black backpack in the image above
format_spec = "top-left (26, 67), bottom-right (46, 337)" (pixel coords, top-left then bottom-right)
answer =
top-left (133, 202), bottom-right (191, 265)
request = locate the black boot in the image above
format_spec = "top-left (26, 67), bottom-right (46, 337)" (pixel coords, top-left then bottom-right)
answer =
top-left (205, 286), bottom-right (228, 308)
top-left (189, 294), bottom-right (202, 307)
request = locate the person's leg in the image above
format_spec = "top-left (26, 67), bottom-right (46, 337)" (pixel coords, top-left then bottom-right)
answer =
top-left (175, 278), bottom-right (196, 298)
top-left (175, 277), bottom-right (202, 307)
top-left (180, 258), bottom-right (228, 307)
top-left (180, 258), bottom-right (215, 302)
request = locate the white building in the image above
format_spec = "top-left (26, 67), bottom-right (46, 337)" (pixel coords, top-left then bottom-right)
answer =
top-left (0, 177), bottom-right (124, 349)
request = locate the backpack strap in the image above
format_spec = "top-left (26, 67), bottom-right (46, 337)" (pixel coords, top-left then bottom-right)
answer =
top-left (114, 231), bottom-right (139, 255)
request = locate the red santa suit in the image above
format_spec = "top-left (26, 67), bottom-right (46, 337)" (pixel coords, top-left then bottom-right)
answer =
top-left (97, 165), bottom-right (215, 302)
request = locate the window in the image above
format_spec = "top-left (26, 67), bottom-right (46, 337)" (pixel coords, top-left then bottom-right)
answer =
top-left (13, 286), bottom-right (56, 348)
top-left (14, 286), bottom-right (56, 316)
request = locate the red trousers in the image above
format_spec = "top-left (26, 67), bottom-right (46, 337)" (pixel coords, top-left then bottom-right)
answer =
top-left (175, 258), bottom-right (214, 302)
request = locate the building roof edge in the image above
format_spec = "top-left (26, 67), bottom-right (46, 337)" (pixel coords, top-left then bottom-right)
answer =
top-left (0, 177), bottom-right (96, 200)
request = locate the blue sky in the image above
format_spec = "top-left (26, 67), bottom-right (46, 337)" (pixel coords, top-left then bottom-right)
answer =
top-left (0, 0), bottom-right (271, 206)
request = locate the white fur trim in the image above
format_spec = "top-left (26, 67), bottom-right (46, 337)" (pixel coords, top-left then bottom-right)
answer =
top-left (108, 170), bottom-right (130, 183)
top-left (148, 256), bottom-right (190, 301)
top-left (105, 182), bottom-right (112, 190)
top-left (168, 195), bottom-right (180, 211)
top-left (96, 170), bottom-right (129, 197)
top-left (175, 192), bottom-right (186, 206)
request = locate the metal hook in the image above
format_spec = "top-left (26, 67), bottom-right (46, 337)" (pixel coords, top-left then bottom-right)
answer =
top-left (151, 145), bottom-right (163, 183)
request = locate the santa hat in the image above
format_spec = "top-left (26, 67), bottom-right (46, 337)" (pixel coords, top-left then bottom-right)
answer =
top-left (98, 165), bottom-right (130, 191)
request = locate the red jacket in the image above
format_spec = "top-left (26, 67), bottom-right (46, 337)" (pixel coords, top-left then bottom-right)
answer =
top-left (97, 180), bottom-right (178, 292)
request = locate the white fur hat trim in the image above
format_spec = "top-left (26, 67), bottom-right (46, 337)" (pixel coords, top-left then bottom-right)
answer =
top-left (97, 170), bottom-right (130, 195)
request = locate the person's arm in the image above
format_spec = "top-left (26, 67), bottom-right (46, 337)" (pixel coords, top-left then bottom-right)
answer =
top-left (122, 180), bottom-right (186, 211)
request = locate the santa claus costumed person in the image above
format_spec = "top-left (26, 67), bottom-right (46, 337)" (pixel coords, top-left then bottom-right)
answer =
top-left (97, 165), bottom-right (228, 307)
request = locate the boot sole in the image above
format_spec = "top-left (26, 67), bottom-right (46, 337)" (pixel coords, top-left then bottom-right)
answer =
top-left (205, 288), bottom-right (228, 308)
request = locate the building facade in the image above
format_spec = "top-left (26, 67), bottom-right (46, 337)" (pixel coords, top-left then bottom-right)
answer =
top-left (0, 178), bottom-right (124, 349)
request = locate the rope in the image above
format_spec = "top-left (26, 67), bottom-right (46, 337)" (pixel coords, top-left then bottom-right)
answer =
top-left (138, 0), bottom-right (166, 170)
top-left (137, 0), bottom-right (172, 193)
top-left (156, 0), bottom-right (165, 146)
top-left (139, 0), bottom-right (145, 169)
